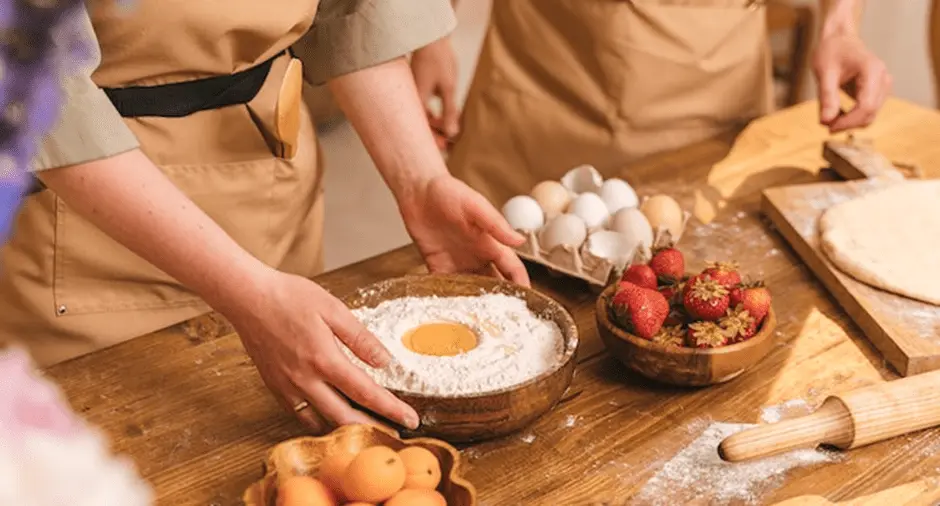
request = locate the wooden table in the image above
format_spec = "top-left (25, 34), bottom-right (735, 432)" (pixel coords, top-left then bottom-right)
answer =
top-left (47, 98), bottom-right (940, 505)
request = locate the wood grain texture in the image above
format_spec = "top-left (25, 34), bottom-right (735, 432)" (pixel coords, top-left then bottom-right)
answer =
top-left (341, 274), bottom-right (579, 443)
top-left (44, 99), bottom-right (940, 505)
top-left (762, 181), bottom-right (940, 376)
top-left (596, 284), bottom-right (778, 386)
top-left (773, 478), bottom-right (940, 505)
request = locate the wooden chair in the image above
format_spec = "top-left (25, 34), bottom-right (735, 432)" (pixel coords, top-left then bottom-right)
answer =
top-left (766, 0), bottom-right (816, 107)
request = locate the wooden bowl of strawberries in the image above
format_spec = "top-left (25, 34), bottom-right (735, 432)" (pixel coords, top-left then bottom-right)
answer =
top-left (596, 247), bottom-right (777, 387)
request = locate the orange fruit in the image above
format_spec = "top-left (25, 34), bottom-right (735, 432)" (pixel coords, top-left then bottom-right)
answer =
top-left (342, 445), bottom-right (406, 503)
top-left (276, 476), bottom-right (336, 506)
top-left (385, 488), bottom-right (447, 506)
top-left (398, 446), bottom-right (442, 490)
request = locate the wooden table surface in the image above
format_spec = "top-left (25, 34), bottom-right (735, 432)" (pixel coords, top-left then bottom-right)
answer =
top-left (47, 98), bottom-right (940, 505)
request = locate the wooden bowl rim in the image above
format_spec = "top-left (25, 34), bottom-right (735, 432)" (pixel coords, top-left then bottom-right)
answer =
top-left (596, 284), bottom-right (777, 356)
top-left (242, 423), bottom-right (477, 505)
top-left (342, 273), bottom-right (580, 400)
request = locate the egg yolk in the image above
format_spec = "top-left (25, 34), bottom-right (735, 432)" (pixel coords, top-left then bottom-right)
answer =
top-left (402, 322), bottom-right (478, 356)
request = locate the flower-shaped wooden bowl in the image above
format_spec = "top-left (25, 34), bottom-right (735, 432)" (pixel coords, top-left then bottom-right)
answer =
top-left (595, 284), bottom-right (777, 387)
top-left (342, 274), bottom-right (579, 443)
top-left (242, 424), bottom-right (476, 506)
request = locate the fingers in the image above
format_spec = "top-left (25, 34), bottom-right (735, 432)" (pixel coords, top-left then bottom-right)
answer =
top-left (829, 61), bottom-right (891, 133)
top-left (466, 192), bottom-right (525, 247)
top-left (814, 65), bottom-right (843, 126)
top-left (322, 299), bottom-right (390, 368)
top-left (314, 352), bottom-right (420, 430)
top-left (491, 244), bottom-right (531, 287)
top-left (440, 80), bottom-right (460, 138)
top-left (300, 380), bottom-right (380, 427)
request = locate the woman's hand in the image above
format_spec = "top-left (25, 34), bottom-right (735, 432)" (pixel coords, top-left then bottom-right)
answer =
top-left (230, 268), bottom-right (420, 432)
top-left (400, 174), bottom-right (530, 286)
top-left (411, 37), bottom-right (460, 150)
top-left (814, 0), bottom-right (892, 132)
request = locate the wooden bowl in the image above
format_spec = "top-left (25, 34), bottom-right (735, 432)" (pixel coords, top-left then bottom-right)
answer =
top-left (342, 274), bottom-right (579, 443)
top-left (595, 284), bottom-right (777, 387)
top-left (242, 424), bottom-right (476, 506)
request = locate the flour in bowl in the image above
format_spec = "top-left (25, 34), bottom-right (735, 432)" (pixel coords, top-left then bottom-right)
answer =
top-left (344, 293), bottom-right (567, 396)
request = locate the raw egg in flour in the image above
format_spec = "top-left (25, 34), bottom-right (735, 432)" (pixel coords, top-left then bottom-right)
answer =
top-left (598, 178), bottom-right (638, 214)
top-left (403, 322), bottom-right (478, 357)
top-left (342, 446), bottom-right (406, 503)
top-left (277, 476), bottom-right (336, 506)
top-left (501, 195), bottom-right (544, 232)
top-left (539, 213), bottom-right (588, 250)
top-left (640, 194), bottom-right (684, 240)
top-left (530, 180), bottom-right (571, 218)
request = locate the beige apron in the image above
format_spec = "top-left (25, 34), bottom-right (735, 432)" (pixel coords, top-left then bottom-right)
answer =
top-left (448, 0), bottom-right (775, 206)
top-left (0, 0), bottom-right (324, 366)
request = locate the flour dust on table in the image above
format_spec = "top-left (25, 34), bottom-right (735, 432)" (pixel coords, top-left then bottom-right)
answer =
top-left (345, 294), bottom-right (566, 396)
top-left (632, 423), bottom-right (841, 506)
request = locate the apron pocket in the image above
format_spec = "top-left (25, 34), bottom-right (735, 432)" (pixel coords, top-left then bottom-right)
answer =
top-left (52, 158), bottom-right (278, 316)
top-left (616, 0), bottom-right (771, 129)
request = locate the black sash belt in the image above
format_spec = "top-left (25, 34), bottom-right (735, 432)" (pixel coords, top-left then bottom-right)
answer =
top-left (101, 54), bottom-right (280, 118)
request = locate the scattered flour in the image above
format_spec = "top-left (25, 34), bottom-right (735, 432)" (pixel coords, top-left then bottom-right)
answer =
top-left (345, 294), bottom-right (566, 396)
top-left (760, 399), bottom-right (812, 424)
top-left (632, 422), bottom-right (840, 506)
top-left (563, 415), bottom-right (578, 428)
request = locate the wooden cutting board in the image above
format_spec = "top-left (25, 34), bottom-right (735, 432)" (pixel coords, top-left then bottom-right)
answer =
top-left (770, 478), bottom-right (940, 506)
top-left (761, 140), bottom-right (940, 377)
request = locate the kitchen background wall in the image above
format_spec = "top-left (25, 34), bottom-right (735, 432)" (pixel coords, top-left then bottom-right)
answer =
top-left (321, 0), bottom-right (937, 272)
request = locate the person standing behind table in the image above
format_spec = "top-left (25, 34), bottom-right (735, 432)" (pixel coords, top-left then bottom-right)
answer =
top-left (411, 0), bottom-right (893, 207)
top-left (0, 0), bottom-right (530, 433)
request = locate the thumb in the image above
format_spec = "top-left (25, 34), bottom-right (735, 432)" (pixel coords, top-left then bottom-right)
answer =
top-left (816, 66), bottom-right (842, 124)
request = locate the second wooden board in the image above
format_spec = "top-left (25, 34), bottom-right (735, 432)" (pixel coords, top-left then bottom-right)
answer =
top-left (762, 181), bottom-right (940, 376)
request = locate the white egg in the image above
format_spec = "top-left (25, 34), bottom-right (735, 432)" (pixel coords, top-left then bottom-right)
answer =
top-left (530, 180), bottom-right (571, 219)
top-left (560, 164), bottom-right (603, 195)
top-left (567, 192), bottom-right (609, 230)
top-left (501, 195), bottom-right (544, 232)
top-left (598, 178), bottom-right (638, 214)
top-left (585, 230), bottom-right (635, 270)
top-left (539, 214), bottom-right (587, 251)
top-left (608, 207), bottom-right (654, 257)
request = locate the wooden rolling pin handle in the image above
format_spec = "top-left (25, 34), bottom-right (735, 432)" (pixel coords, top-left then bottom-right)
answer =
top-left (718, 397), bottom-right (854, 462)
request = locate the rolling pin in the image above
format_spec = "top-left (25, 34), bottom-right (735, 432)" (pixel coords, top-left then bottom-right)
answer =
top-left (719, 369), bottom-right (940, 462)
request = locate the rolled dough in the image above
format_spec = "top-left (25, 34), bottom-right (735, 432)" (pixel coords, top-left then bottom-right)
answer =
top-left (819, 180), bottom-right (940, 306)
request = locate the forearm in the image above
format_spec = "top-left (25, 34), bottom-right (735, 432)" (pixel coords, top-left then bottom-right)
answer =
top-left (38, 150), bottom-right (269, 313)
top-left (819, 0), bottom-right (863, 37)
top-left (327, 57), bottom-right (448, 210)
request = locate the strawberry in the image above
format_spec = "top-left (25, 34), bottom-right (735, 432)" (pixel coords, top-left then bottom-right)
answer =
top-left (608, 282), bottom-right (670, 339)
top-left (718, 305), bottom-right (758, 343)
top-left (649, 247), bottom-right (685, 283)
top-left (701, 261), bottom-right (742, 290)
top-left (687, 321), bottom-right (729, 349)
top-left (652, 325), bottom-right (685, 348)
top-left (658, 279), bottom-right (685, 305)
top-left (729, 281), bottom-right (772, 323)
top-left (620, 264), bottom-right (658, 290)
top-left (682, 276), bottom-right (730, 321)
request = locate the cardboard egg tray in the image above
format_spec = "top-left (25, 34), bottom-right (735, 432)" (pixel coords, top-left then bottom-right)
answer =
top-left (514, 202), bottom-right (691, 289)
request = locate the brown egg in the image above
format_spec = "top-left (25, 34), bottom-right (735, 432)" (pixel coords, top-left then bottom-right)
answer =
top-left (276, 476), bottom-right (337, 506)
top-left (640, 194), bottom-right (684, 241)
top-left (398, 446), bottom-right (442, 490)
top-left (317, 446), bottom-right (358, 500)
top-left (385, 488), bottom-right (447, 506)
top-left (342, 445), bottom-right (406, 503)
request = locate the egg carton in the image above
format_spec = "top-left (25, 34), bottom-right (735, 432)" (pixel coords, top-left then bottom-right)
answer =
top-left (509, 165), bottom-right (691, 288)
